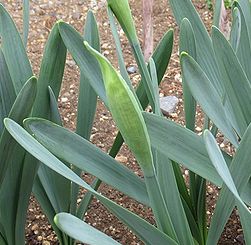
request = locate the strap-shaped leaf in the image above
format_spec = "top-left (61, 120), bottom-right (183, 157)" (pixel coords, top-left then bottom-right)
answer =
top-left (30, 23), bottom-right (69, 243)
top-left (22, 0), bottom-right (29, 48)
top-left (107, 6), bottom-right (133, 89)
top-left (179, 18), bottom-right (197, 131)
top-left (0, 77), bottom-right (36, 244)
top-left (0, 3), bottom-right (32, 94)
top-left (73, 10), bottom-right (100, 217)
top-left (33, 23), bottom-right (67, 116)
top-left (180, 52), bottom-right (238, 146)
top-left (0, 49), bottom-right (16, 135)
top-left (24, 118), bottom-right (149, 206)
top-left (237, 0), bottom-right (251, 43)
top-left (168, 0), bottom-right (223, 95)
top-left (143, 112), bottom-right (229, 186)
top-left (5, 118), bottom-right (178, 245)
top-left (207, 123), bottom-right (251, 243)
top-left (58, 21), bottom-right (107, 105)
top-left (230, 7), bottom-right (241, 52)
top-left (204, 130), bottom-right (251, 245)
top-left (48, 86), bottom-right (62, 126)
top-left (212, 27), bottom-right (251, 137)
top-left (234, 2), bottom-right (251, 85)
top-left (213, 0), bottom-right (223, 27)
top-left (76, 10), bottom-right (99, 139)
top-left (0, 77), bottom-right (36, 187)
top-left (32, 175), bottom-right (66, 244)
top-left (55, 213), bottom-right (120, 245)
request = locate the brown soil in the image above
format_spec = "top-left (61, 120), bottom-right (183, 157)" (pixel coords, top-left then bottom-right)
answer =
top-left (3, 0), bottom-right (243, 244)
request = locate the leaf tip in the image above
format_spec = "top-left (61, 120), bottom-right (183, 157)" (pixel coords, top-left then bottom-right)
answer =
top-left (180, 51), bottom-right (188, 58)
top-left (3, 118), bottom-right (11, 127)
top-left (54, 214), bottom-right (59, 224)
top-left (56, 19), bottom-right (64, 25)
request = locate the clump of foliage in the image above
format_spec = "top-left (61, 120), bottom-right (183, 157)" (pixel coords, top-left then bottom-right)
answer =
top-left (1, 0), bottom-right (251, 244)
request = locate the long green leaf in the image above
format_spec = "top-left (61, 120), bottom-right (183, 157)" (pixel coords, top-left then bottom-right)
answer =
top-left (76, 10), bottom-right (99, 139)
top-left (207, 123), bottom-right (251, 243)
top-left (32, 176), bottom-right (65, 244)
top-left (58, 21), bottom-right (107, 105)
top-left (180, 52), bottom-right (238, 146)
top-left (212, 26), bottom-right (251, 137)
top-left (29, 22), bottom-right (68, 244)
top-left (5, 118), bottom-right (178, 245)
top-left (48, 86), bottom-right (62, 125)
top-left (107, 6), bottom-right (133, 88)
top-left (136, 29), bottom-right (173, 108)
top-left (72, 10), bottom-right (100, 217)
top-left (24, 118), bottom-right (149, 206)
top-left (237, 0), bottom-right (251, 43)
top-left (204, 130), bottom-right (251, 245)
top-left (0, 3), bottom-right (32, 94)
top-left (234, 2), bottom-right (251, 84)
top-left (0, 77), bottom-right (36, 187)
top-left (0, 49), bottom-right (16, 135)
top-left (143, 112), bottom-right (227, 186)
top-left (33, 23), bottom-right (67, 115)
top-left (0, 77), bottom-right (37, 244)
top-left (22, 0), bottom-right (29, 48)
top-left (213, 0), bottom-right (223, 27)
top-left (149, 58), bottom-right (194, 244)
top-left (179, 18), bottom-right (197, 131)
top-left (230, 7), bottom-right (240, 51)
top-left (168, 0), bottom-right (223, 95)
top-left (55, 213), bottom-right (120, 245)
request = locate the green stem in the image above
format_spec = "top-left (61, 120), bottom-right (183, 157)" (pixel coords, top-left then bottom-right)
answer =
top-left (144, 174), bottom-right (178, 242)
top-left (196, 179), bottom-right (207, 244)
top-left (131, 42), bottom-right (155, 109)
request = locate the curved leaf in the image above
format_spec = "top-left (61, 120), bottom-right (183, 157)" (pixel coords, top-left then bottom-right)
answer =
top-left (85, 42), bottom-right (154, 176)
top-left (204, 130), bottom-right (251, 245)
top-left (143, 112), bottom-right (228, 186)
top-left (212, 27), bottom-right (251, 137)
top-left (24, 118), bottom-right (149, 206)
top-left (168, 0), bottom-right (223, 95)
top-left (58, 21), bottom-right (107, 105)
top-left (207, 123), bottom-right (251, 243)
top-left (55, 213), bottom-right (120, 245)
top-left (180, 52), bottom-right (238, 146)
top-left (0, 3), bottom-right (32, 94)
top-left (4, 118), bottom-right (178, 245)
top-left (0, 49), bottom-right (15, 135)
top-left (0, 77), bottom-right (36, 187)
top-left (0, 77), bottom-right (37, 244)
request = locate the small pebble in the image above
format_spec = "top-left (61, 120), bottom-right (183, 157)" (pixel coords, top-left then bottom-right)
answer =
top-left (127, 66), bottom-right (137, 74)
top-left (115, 155), bottom-right (128, 163)
top-left (61, 97), bottom-right (68, 103)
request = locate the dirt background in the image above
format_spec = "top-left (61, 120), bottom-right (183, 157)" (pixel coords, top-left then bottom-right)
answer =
top-left (3, 0), bottom-right (243, 244)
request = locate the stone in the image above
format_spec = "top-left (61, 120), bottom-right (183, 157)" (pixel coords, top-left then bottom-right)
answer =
top-left (115, 155), bottom-right (128, 163)
top-left (127, 66), bottom-right (137, 74)
top-left (159, 96), bottom-right (179, 116)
